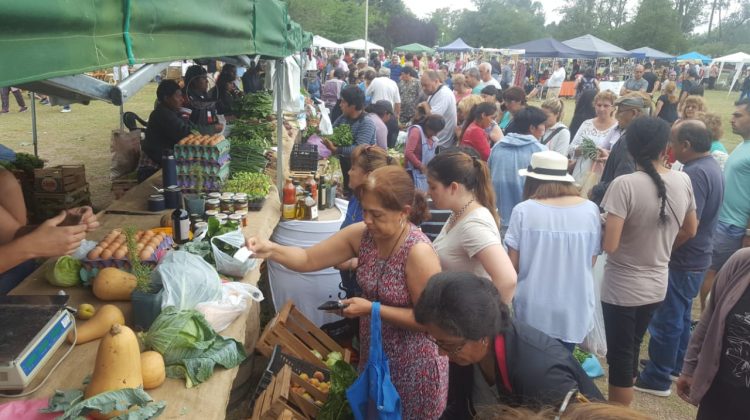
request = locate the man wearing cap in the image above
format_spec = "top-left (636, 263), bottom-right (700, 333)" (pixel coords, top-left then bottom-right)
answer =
top-left (386, 55), bottom-right (402, 84)
top-left (589, 93), bottom-right (652, 206)
top-left (366, 67), bottom-right (401, 120)
top-left (421, 70), bottom-right (457, 150)
top-left (620, 65), bottom-right (649, 96)
top-left (399, 66), bottom-right (423, 126)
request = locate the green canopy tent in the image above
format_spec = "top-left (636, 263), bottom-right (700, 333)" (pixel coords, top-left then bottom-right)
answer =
top-left (393, 43), bottom-right (435, 55)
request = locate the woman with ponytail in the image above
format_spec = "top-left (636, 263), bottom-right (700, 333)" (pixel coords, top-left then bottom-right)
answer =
top-left (427, 150), bottom-right (517, 304)
top-left (600, 117), bottom-right (698, 406)
top-left (247, 165), bottom-right (448, 418)
top-left (505, 150), bottom-right (601, 352)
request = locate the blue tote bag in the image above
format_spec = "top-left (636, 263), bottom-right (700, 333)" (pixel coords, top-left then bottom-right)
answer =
top-left (346, 302), bottom-right (402, 420)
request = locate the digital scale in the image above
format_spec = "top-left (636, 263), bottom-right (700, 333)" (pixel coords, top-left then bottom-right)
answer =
top-left (0, 295), bottom-right (73, 391)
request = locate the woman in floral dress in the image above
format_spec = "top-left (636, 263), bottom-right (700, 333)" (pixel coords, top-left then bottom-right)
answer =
top-left (248, 166), bottom-right (449, 419)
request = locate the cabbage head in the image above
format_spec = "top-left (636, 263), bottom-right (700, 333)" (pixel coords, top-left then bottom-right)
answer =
top-left (46, 256), bottom-right (81, 287)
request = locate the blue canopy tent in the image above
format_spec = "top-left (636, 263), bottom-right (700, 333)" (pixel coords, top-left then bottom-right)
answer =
top-left (676, 51), bottom-right (711, 64)
top-left (630, 47), bottom-right (674, 60)
top-left (562, 34), bottom-right (634, 58)
top-left (436, 38), bottom-right (474, 53)
top-left (505, 37), bottom-right (597, 59)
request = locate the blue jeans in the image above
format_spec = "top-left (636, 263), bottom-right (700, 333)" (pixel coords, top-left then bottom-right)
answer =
top-left (639, 269), bottom-right (705, 390)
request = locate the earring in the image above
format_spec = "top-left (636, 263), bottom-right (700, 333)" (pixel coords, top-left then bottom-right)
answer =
top-left (481, 337), bottom-right (488, 346)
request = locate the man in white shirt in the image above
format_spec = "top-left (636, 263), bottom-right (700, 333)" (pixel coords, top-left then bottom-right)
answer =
top-left (546, 61), bottom-right (566, 99)
top-left (366, 67), bottom-right (401, 118)
top-left (479, 62), bottom-right (501, 90)
top-left (420, 70), bottom-right (457, 150)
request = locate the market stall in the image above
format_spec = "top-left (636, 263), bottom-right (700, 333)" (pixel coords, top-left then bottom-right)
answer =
top-left (629, 46), bottom-right (675, 60)
top-left (710, 52), bottom-right (750, 93)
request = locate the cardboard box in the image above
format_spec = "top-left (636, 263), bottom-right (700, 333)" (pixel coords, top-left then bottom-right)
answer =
top-left (34, 165), bottom-right (86, 193)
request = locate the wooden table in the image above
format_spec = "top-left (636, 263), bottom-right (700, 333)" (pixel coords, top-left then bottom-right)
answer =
top-left (0, 172), bottom-right (282, 419)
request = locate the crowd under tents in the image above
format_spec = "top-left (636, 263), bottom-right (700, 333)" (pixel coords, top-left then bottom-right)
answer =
top-left (629, 47), bottom-right (674, 60)
top-left (562, 34), bottom-right (635, 58)
top-left (676, 51), bottom-right (712, 64)
top-left (313, 35), bottom-right (345, 51)
top-left (505, 37), bottom-right (597, 59)
top-left (711, 52), bottom-right (750, 94)
top-left (340, 39), bottom-right (384, 51)
top-left (437, 38), bottom-right (475, 53)
top-left (394, 43), bottom-right (435, 55)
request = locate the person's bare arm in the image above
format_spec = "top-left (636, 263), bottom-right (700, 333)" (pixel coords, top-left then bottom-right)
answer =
top-left (674, 210), bottom-right (698, 249)
top-left (475, 244), bottom-right (517, 304)
top-left (247, 223), bottom-right (363, 272)
top-left (654, 99), bottom-right (664, 117)
top-left (508, 247), bottom-right (519, 272)
top-left (603, 213), bottom-right (625, 254)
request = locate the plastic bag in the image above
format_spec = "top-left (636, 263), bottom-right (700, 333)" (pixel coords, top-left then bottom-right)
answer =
top-left (578, 160), bottom-right (604, 199)
top-left (158, 251), bottom-right (222, 310)
top-left (210, 230), bottom-right (258, 278)
top-left (195, 282), bottom-right (264, 332)
top-left (307, 135), bottom-right (332, 159)
top-left (110, 129), bottom-right (142, 180)
top-left (317, 103), bottom-right (333, 136)
top-left (581, 254), bottom-right (608, 357)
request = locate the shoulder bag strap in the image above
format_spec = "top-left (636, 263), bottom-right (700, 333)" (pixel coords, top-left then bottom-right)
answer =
top-left (370, 302), bottom-right (384, 362)
top-left (494, 335), bottom-right (513, 393)
top-left (541, 127), bottom-right (565, 146)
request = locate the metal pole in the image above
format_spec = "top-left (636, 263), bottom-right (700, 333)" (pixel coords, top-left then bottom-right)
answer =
top-left (275, 59), bottom-right (286, 201)
top-left (119, 103), bottom-right (125, 131)
top-left (30, 92), bottom-right (38, 157)
top-left (364, 0), bottom-right (369, 58)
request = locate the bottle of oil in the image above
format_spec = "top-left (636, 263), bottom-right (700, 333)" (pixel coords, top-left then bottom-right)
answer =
top-left (318, 176), bottom-right (328, 210)
top-left (304, 192), bottom-right (318, 221)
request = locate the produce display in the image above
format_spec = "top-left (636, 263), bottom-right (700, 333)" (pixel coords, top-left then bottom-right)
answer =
top-left (141, 351), bottom-right (167, 390)
top-left (292, 370), bottom-right (330, 407)
top-left (86, 229), bottom-right (171, 263)
top-left (92, 267), bottom-right (137, 301)
top-left (0, 152), bottom-right (44, 176)
top-left (228, 124), bottom-right (271, 175)
top-left (84, 324), bottom-right (143, 418)
top-left (140, 307), bottom-right (247, 388)
top-left (77, 303), bottom-right (96, 320)
top-left (318, 360), bottom-right (358, 420)
top-left (46, 256), bottom-right (82, 287)
top-left (223, 172), bottom-right (272, 200)
top-left (69, 304), bottom-right (125, 345)
top-left (176, 134), bottom-right (225, 146)
top-left (233, 91), bottom-right (274, 121)
top-left (579, 137), bottom-right (600, 160)
top-left (327, 124), bottom-right (353, 147)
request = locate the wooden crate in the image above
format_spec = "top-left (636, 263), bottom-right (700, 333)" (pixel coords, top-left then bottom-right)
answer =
top-left (257, 301), bottom-right (351, 370)
top-left (111, 178), bottom-right (139, 199)
top-left (32, 183), bottom-right (91, 222)
top-left (251, 366), bottom-right (307, 420)
top-left (34, 165), bottom-right (86, 193)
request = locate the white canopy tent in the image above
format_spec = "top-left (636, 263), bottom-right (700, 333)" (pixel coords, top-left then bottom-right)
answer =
top-left (312, 35), bottom-right (344, 51)
top-left (340, 39), bottom-right (384, 51)
top-left (711, 52), bottom-right (750, 94)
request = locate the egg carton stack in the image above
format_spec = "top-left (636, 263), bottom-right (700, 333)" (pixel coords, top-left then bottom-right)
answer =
top-left (82, 229), bottom-right (173, 274)
top-left (174, 135), bottom-right (231, 192)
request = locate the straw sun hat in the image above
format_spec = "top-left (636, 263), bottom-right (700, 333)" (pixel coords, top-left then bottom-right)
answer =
top-left (518, 151), bottom-right (575, 182)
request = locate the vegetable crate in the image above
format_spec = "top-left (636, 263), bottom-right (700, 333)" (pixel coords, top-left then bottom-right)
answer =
top-left (257, 301), bottom-right (351, 371)
top-left (32, 183), bottom-right (91, 222)
top-left (289, 144), bottom-right (318, 173)
top-left (34, 165), bottom-right (86, 193)
top-left (251, 365), bottom-right (307, 420)
top-left (111, 177), bottom-right (139, 200)
top-left (252, 345), bottom-right (330, 419)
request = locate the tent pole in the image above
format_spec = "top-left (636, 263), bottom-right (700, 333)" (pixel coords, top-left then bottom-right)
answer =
top-left (30, 92), bottom-right (38, 157)
top-left (275, 59), bottom-right (285, 201)
top-left (119, 103), bottom-right (125, 131)
top-left (364, 0), bottom-right (369, 58)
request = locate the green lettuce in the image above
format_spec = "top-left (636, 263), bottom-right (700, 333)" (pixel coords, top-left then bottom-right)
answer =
top-left (41, 387), bottom-right (166, 419)
top-left (140, 307), bottom-right (247, 388)
top-left (46, 256), bottom-right (81, 287)
top-left (318, 360), bottom-right (358, 420)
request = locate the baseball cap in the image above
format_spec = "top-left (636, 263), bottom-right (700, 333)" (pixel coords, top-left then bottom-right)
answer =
top-left (614, 95), bottom-right (647, 109)
top-left (373, 100), bottom-right (394, 115)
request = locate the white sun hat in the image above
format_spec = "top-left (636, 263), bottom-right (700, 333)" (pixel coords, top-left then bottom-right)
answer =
top-left (518, 150), bottom-right (576, 182)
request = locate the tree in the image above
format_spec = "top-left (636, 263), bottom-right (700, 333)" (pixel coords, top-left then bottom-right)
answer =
top-left (452, 0), bottom-right (547, 48)
top-left (287, 0), bottom-right (367, 43)
top-left (429, 7), bottom-right (456, 45)
top-left (674, 0), bottom-right (706, 33)
top-left (625, 0), bottom-right (685, 52)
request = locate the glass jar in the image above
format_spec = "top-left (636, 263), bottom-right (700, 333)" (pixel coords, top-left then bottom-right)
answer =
top-left (228, 214), bottom-right (243, 225)
top-left (215, 213), bottom-right (228, 225)
top-left (220, 198), bottom-right (234, 213)
top-left (233, 198), bottom-right (249, 211)
top-left (208, 192), bottom-right (222, 200)
top-left (205, 199), bottom-right (220, 211)
top-left (204, 209), bottom-right (219, 219)
top-left (234, 210), bottom-right (249, 227)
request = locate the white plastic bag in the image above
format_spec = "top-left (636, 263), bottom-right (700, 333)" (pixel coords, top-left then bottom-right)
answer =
top-left (158, 251), bottom-right (223, 310)
top-left (317, 103), bottom-right (333, 136)
top-left (581, 254), bottom-right (608, 357)
top-left (195, 282), bottom-right (264, 332)
top-left (210, 230), bottom-right (258, 278)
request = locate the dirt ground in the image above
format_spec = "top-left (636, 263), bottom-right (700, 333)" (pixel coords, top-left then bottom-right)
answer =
top-left (3, 83), bottom-right (740, 419)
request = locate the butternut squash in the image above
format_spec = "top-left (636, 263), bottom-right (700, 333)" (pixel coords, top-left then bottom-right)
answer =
top-left (92, 267), bottom-right (137, 301)
top-left (140, 351), bottom-right (166, 389)
top-left (85, 324), bottom-right (143, 419)
top-left (68, 304), bottom-right (125, 344)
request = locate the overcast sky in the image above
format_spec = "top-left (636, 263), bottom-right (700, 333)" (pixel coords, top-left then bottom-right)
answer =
top-left (402, 0), bottom-right (569, 23)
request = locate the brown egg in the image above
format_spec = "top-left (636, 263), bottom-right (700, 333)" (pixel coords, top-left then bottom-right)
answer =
top-left (140, 246), bottom-right (154, 260)
top-left (113, 248), bottom-right (127, 259)
top-left (98, 241), bottom-right (110, 250)
top-left (100, 249), bottom-right (113, 259)
top-left (148, 239), bottom-right (161, 249)
top-left (136, 243), bottom-right (145, 251)
top-left (88, 246), bottom-right (103, 260)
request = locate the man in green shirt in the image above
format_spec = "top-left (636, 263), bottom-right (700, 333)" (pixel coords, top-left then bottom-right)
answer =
top-left (700, 99), bottom-right (750, 310)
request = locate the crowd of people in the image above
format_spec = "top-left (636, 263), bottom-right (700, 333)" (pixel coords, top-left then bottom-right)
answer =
top-left (258, 49), bottom-right (750, 419)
